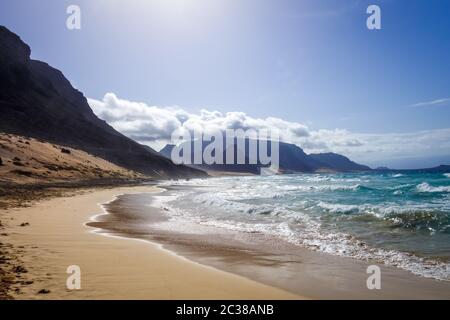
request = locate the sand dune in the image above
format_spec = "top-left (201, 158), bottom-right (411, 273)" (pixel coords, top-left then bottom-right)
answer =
top-left (0, 133), bottom-right (142, 185)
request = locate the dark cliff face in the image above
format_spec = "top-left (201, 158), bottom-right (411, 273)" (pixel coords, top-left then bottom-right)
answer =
top-left (0, 26), bottom-right (206, 179)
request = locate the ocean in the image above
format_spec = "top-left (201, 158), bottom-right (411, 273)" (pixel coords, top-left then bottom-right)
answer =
top-left (159, 172), bottom-right (450, 281)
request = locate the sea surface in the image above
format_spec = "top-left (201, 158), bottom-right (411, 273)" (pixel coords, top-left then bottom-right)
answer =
top-left (159, 172), bottom-right (450, 281)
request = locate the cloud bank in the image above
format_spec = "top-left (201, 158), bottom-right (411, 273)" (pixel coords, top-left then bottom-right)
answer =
top-left (88, 93), bottom-right (450, 168)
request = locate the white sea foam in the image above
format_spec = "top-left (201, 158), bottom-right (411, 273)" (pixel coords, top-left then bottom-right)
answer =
top-left (316, 202), bottom-right (360, 214)
top-left (156, 174), bottom-right (450, 281)
top-left (444, 173), bottom-right (450, 178)
top-left (387, 183), bottom-right (414, 190)
top-left (271, 184), bottom-right (362, 193)
top-left (416, 182), bottom-right (450, 193)
top-left (166, 197), bottom-right (450, 281)
top-left (301, 175), bottom-right (363, 183)
top-left (392, 173), bottom-right (404, 178)
top-left (316, 200), bottom-right (449, 216)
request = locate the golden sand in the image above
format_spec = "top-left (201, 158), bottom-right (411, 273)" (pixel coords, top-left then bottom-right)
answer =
top-left (3, 186), bottom-right (303, 299)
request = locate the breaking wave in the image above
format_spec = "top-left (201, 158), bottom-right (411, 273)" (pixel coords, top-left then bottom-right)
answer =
top-left (416, 182), bottom-right (450, 193)
top-left (161, 172), bottom-right (450, 281)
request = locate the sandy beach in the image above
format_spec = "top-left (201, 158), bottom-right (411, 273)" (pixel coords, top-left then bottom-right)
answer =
top-left (84, 184), bottom-right (450, 300)
top-left (1, 185), bottom-right (302, 300)
top-left (2, 183), bottom-right (450, 300)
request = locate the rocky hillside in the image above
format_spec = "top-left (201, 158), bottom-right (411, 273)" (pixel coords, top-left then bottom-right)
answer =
top-left (0, 133), bottom-right (145, 185)
top-left (0, 26), bottom-right (205, 179)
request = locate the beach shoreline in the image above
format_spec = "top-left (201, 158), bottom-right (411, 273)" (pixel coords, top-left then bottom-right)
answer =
top-left (88, 184), bottom-right (450, 300)
top-left (2, 182), bottom-right (450, 300)
top-left (1, 185), bottom-right (302, 300)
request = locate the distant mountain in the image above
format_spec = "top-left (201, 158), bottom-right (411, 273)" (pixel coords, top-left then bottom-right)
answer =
top-left (0, 26), bottom-right (205, 179)
top-left (412, 165), bottom-right (450, 173)
top-left (159, 139), bottom-right (371, 174)
top-left (374, 165), bottom-right (450, 174)
top-left (309, 153), bottom-right (371, 172)
top-left (160, 141), bottom-right (264, 174)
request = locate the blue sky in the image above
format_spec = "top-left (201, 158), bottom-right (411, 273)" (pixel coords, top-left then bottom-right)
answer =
top-left (1, 0), bottom-right (449, 168)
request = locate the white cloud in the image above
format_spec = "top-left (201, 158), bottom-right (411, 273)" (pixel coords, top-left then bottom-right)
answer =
top-left (88, 93), bottom-right (311, 143)
top-left (346, 129), bottom-right (450, 164)
top-left (408, 98), bottom-right (450, 108)
top-left (88, 93), bottom-right (450, 166)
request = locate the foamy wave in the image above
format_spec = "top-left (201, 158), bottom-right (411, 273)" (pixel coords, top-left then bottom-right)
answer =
top-left (392, 173), bottom-right (404, 178)
top-left (387, 183), bottom-right (414, 190)
top-left (444, 173), bottom-right (450, 178)
top-left (317, 202), bottom-right (360, 214)
top-left (167, 203), bottom-right (450, 281)
top-left (316, 200), bottom-right (449, 217)
top-left (301, 175), bottom-right (363, 183)
top-left (416, 182), bottom-right (450, 193)
top-left (159, 174), bottom-right (450, 281)
top-left (276, 184), bottom-right (362, 192)
top-left (192, 192), bottom-right (280, 216)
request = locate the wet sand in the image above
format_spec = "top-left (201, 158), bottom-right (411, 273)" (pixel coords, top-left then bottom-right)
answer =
top-left (2, 185), bottom-right (301, 299)
top-left (88, 186), bottom-right (450, 299)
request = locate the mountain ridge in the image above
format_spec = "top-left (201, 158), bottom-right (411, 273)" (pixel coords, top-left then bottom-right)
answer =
top-left (0, 26), bottom-right (206, 179)
top-left (159, 139), bottom-right (371, 174)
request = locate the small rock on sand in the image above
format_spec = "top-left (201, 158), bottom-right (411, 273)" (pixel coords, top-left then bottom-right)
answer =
top-left (38, 289), bottom-right (50, 294)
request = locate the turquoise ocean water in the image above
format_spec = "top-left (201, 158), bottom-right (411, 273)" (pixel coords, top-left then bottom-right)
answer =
top-left (161, 172), bottom-right (450, 280)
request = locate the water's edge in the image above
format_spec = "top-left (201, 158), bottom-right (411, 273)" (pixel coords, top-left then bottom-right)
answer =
top-left (87, 185), bottom-right (450, 299)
